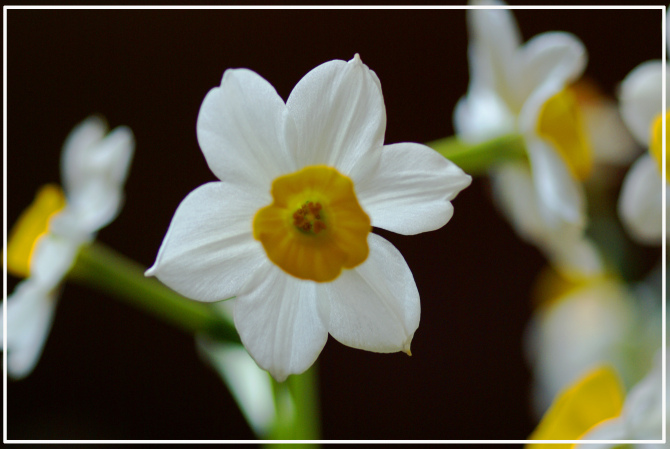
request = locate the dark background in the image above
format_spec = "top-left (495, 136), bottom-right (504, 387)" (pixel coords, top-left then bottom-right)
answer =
top-left (6, 5), bottom-right (663, 441)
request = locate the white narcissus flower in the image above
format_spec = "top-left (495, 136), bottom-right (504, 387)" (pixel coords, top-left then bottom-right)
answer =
top-left (3, 117), bottom-right (135, 379)
top-left (617, 56), bottom-right (669, 244)
top-left (524, 269), bottom-right (648, 417)
top-left (455, 0), bottom-right (604, 279)
top-left (146, 55), bottom-right (472, 381)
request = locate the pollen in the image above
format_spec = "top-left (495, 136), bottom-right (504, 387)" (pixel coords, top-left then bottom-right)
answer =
top-left (293, 201), bottom-right (327, 234)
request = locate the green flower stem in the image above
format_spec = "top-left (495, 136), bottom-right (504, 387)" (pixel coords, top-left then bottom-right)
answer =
top-left (265, 365), bottom-right (320, 445)
top-left (427, 134), bottom-right (526, 175)
top-left (69, 241), bottom-right (240, 344)
top-left (287, 364), bottom-right (320, 441)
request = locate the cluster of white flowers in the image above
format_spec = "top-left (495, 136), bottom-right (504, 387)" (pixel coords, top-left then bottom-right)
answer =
top-left (4, 3), bottom-right (664, 443)
top-left (456, 2), bottom-right (665, 445)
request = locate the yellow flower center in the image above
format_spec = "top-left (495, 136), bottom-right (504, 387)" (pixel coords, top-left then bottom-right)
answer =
top-left (536, 87), bottom-right (593, 181)
top-left (649, 112), bottom-right (668, 182)
top-left (253, 165), bottom-right (371, 283)
top-left (6, 184), bottom-right (66, 278)
top-left (528, 366), bottom-right (625, 449)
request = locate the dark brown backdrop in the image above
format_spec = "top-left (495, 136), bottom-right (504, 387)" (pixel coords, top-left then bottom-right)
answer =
top-left (6, 6), bottom-right (662, 441)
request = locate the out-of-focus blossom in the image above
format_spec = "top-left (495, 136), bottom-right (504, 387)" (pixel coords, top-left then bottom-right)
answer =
top-left (527, 365), bottom-right (626, 447)
top-left (146, 55), bottom-right (472, 381)
top-left (577, 350), bottom-right (665, 448)
top-left (3, 117), bottom-right (135, 378)
top-left (571, 79), bottom-right (638, 168)
top-left (524, 267), bottom-right (656, 416)
top-left (617, 56), bottom-right (669, 244)
top-left (455, 0), bottom-right (606, 279)
top-left (528, 354), bottom-right (664, 448)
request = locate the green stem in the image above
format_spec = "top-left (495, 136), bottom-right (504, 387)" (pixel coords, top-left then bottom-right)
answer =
top-left (69, 241), bottom-right (240, 344)
top-left (287, 364), bottom-right (320, 441)
top-left (264, 365), bottom-right (321, 445)
top-left (427, 134), bottom-right (526, 175)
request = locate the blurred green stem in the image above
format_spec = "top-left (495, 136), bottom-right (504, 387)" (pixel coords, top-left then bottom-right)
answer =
top-left (427, 134), bottom-right (526, 175)
top-left (69, 241), bottom-right (240, 344)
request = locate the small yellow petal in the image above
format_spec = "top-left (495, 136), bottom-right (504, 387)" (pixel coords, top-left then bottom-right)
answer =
top-left (649, 112), bottom-right (668, 182)
top-left (6, 184), bottom-right (66, 278)
top-left (253, 165), bottom-right (370, 282)
top-left (527, 366), bottom-right (625, 449)
top-left (537, 88), bottom-right (593, 181)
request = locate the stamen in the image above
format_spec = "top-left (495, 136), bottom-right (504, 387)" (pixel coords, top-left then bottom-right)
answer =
top-left (292, 201), bottom-right (327, 234)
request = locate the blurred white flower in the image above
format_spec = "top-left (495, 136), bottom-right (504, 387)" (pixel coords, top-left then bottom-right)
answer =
top-left (528, 353), bottom-right (664, 448)
top-left (617, 56), bottom-right (669, 244)
top-left (527, 365), bottom-right (627, 445)
top-left (524, 268), bottom-right (657, 417)
top-left (455, 0), bottom-right (605, 279)
top-left (3, 116), bottom-right (135, 378)
top-left (576, 350), bottom-right (665, 448)
top-left (146, 55), bottom-right (472, 381)
top-left (570, 80), bottom-right (637, 168)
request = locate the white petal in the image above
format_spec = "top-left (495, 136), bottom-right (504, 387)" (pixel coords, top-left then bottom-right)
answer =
top-left (621, 351), bottom-right (663, 439)
top-left (286, 55), bottom-right (385, 176)
top-left (582, 98), bottom-right (639, 165)
top-left (492, 162), bottom-right (547, 241)
top-left (61, 116), bottom-right (108, 192)
top-left (619, 60), bottom-right (665, 146)
top-left (30, 231), bottom-right (82, 288)
top-left (196, 337), bottom-right (276, 436)
top-left (354, 143), bottom-right (471, 235)
top-left (540, 233), bottom-right (604, 280)
top-left (62, 185), bottom-right (124, 234)
top-left (62, 120), bottom-right (135, 233)
top-left (618, 154), bottom-right (666, 244)
top-left (467, 3), bottom-right (521, 106)
top-left (468, 1), bottom-right (521, 60)
top-left (492, 162), bottom-right (602, 278)
top-left (576, 418), bottom-right (627, 447)
top-left (146, 181), bottom-right (267, 302)
top-left (196, 68), bottom-right (297, 194)
top-left (511, 32), bottom-right (586, 108)
top-left (525, 280), bottom-right (637, 415)
top-left (233, 262), bottom-right (329, 382)
top-left (453, 88), bottom-right (516, 143)
top-left (526, 136), bottom-right (586, 229)
top-left (322, 233), bottom-right (419, 354)
top-left (6, 280), bottom-right (59, 379)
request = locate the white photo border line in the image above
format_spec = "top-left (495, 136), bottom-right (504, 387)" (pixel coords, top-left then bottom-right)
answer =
top-left (662, 2), bottom-right (667, 446)
top-left (2, 3), bottom-right (666, 445)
